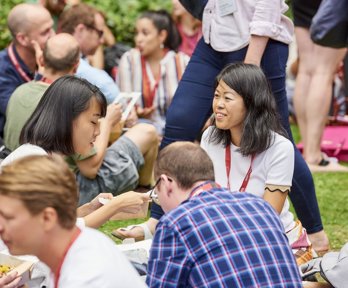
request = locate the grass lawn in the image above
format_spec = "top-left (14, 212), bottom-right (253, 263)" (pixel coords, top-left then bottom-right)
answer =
top-left (100, 125), bottom-right (348, 250)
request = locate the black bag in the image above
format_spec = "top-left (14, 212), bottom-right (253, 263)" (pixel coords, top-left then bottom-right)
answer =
top-left (310, 0), bottom-right (348, 48)
top-left (0, 137), bottom-right (11, 160)
top-left (104, 43), bottom-right (131, 77)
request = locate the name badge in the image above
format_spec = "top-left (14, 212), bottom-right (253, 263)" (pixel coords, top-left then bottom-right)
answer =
top-left (217, 0), bottom-right (237, 17)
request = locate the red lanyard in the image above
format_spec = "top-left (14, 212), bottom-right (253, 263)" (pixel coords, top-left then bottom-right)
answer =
top-left (141, 56), bottom-right (161, 108)
top-left (40, 77), bottom-right (53, 85)
top-left (188, 181), bottom-right (221, 199)
top-left (54, 227), bottom-right (81, 288)
top-left (225, 144), bottom-right (254, 192)
top-left (8, 43), bottom-right (32, 82)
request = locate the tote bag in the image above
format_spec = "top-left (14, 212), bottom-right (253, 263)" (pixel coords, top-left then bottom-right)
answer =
top-left (297, 126), bottom-right (348, 162)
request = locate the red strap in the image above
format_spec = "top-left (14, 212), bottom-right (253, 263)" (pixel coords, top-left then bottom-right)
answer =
top-left (225, 143), bottom-right (254, 192)
top-left (188, 181), bottom-right (220, 199)
top-left (40, 77), bottom-right (54, 85)
top-left (141, 57), bottom-right (161, 108)
top-left (54, 227), bottom-right (81, 288)
top-left (8, 43), bottom-right (32, 82)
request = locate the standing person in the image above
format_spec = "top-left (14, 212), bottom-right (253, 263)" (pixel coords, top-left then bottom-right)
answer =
top-left (171, 0), bottom-right (202, 57)
top-left (117, 10), bottom-right (189, 135)
top-left (3, 75), bottom-right (157, 205)
top-left (146, 141), bottom-right (302, 287)
top-left (0, 155), bottom-right (146, 288)
top-left (114, 0), bottom-right (330, 255)
top-left (292, 0), bottom-right (348, 172)
top-left (201, 63), bottom-right (312, 264)
top-left (0, 3), bottom-right (54, 136)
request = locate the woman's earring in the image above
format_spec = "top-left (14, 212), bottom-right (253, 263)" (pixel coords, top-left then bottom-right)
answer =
top-left (160, 43), bottom-right (164, 49)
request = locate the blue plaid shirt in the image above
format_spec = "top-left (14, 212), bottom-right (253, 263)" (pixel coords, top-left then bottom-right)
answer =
top-left (146, 184), bottom-right (302, 287)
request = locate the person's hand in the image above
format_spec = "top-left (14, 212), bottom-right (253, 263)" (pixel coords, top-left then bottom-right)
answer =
top-left (89, 193), bottom-right (113, 212)
top-left (31, 40), bottom-right (44, 75)
top-left (112, 191), bottom-right (150, 214)
top-left (0, 271), bottom-right (22, 288)
top-left (125, 107), bottom-right (138, 128)
top-left (136, 106), bottom-right (155, 119)
top-left (105, 103), bottom-right (122, 127)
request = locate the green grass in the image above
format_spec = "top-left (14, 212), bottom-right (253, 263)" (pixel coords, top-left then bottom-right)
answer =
top-left (100, 125), bottom-right (348, 250)
top-left (100, 216), bottom-right (148, 244)
top-left (290, 124), bottom-right (348, 250)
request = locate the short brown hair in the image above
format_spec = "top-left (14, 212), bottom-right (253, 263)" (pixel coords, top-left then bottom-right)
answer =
top-left (58, 3), bottom-right (98, 35)
top-left (155, 142), bottom-right (215, 189)
top-left (0, 154), bottom-right (78, 229)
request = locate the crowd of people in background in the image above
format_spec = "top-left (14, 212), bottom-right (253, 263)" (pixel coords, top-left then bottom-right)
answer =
top-left (0, 0), bottom-right (347, 287)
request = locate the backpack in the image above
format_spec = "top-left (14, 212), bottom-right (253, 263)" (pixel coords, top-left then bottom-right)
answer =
top-left (301, 243), bottom-right (348, 287)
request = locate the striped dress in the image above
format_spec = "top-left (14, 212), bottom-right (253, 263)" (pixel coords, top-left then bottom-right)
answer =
top-left (117, 48), bottom-right (189, 134)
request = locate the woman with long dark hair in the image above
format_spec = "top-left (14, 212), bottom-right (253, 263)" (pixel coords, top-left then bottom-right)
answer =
top-left (201, 63), bottom-right (312, 265)
top-left (2, 75), bottom-right (156, 207)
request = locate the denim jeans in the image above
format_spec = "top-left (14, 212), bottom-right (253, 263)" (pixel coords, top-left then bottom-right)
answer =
top-left (153, 38), bottom-right (323, 234)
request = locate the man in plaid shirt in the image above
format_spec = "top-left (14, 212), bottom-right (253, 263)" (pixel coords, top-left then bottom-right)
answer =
top-left (146, 142), bottom-right (302, 287)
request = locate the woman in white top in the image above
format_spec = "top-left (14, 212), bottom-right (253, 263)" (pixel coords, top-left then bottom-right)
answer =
top-left (201, 63), bottom-right (312, 265)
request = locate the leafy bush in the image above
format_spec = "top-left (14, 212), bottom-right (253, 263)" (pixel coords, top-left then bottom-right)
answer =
top-left (0, 0), bottom-right (23, 50)
top-left (0, 0), bottom-right (171, 50)
top-left (0, 0), bottom-right (293, 50)
top-left (85, 0), bottom-right (171, 45)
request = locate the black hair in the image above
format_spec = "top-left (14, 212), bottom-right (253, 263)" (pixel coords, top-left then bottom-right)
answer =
top-left (139, 10), bottom-right (182, 51)
top-left (208, 63), bottom-right (287, 156)
top-left (20, 75), bottom-right (107, 155)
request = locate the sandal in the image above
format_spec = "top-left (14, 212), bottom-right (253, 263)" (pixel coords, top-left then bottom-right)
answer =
top-left (318, 158), bottom-right (330, 166)
top-left (308, 161), bottom-right (348, 173)
top-left (111, 223), bottom-right (153, 242)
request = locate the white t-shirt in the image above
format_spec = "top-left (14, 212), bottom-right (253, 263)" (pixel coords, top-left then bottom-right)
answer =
top-left (201, 127), bottom-right (295, 231)
top-left (50, 227), bottom-right (146, 288)
top-left (202, 0), bottom-right (294, 52)
top-left (0, 143), bottom-right (47, 168)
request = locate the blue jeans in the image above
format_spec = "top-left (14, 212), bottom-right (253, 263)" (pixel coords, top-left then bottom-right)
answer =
top-left (153, 38), bottom-right (323, 234)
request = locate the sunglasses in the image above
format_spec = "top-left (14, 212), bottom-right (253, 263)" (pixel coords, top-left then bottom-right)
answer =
top-left (85, 24), bottom-right (104, 39)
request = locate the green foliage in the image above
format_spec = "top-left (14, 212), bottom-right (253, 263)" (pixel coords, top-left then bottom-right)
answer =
top-left (84, 0), bottom-right (171, 45)
top-left (0, 0), bottom-right (293, 49)
top-left (0, 0), bottom-right (171, 50)
top-left (0, 0), bottom-right (23, 49)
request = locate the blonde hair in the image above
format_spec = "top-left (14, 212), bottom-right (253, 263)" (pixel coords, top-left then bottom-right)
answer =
top-left (0, 154), bottom-right (78, 229)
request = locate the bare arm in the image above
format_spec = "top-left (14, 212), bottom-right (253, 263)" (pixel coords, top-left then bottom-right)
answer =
top-left (83, 192), bottom-right (150, 228)
top-left (77, 193), bottom-right (113, 217)
top-left (263, 184), bottom-right (290, 214)
top-left (244, 35), bottom-right (269, 66)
